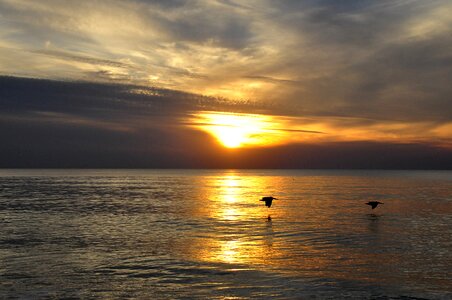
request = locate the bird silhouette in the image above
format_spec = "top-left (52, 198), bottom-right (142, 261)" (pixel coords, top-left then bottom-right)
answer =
top-left (260, 196), bottom-right (277, 208)
top-left (366, 201), bottom-right (383, 209)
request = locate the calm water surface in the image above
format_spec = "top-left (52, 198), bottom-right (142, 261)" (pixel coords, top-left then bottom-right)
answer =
top-left (0, 169), bottom-right (451, 299)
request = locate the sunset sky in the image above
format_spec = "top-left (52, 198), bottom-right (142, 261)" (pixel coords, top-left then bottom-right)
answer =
top-left (1, 0), bottom-right (451, 168)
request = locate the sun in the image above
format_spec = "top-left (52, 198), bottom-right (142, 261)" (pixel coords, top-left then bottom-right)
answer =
top-left (188, 111), bottom-right (278, 148)
top-left (212, 126), bottom-right (246, 148)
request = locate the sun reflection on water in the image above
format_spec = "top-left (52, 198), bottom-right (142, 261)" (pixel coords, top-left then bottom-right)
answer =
top-left (192, 172), bottom-right (278, 266)
top-left (212, 174), bottom-right (243, 221)
top-left (220, 240), bottom-right (240, 263)
top-left (185, 172), bottom-right (352, 278)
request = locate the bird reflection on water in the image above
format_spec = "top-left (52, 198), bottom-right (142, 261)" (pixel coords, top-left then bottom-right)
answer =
top-left (265, 217), bottom-right (274, 249)
top-left (367, 213), bottom-right (381, 221)
top-left (367, 213), bottom-right (381, 234)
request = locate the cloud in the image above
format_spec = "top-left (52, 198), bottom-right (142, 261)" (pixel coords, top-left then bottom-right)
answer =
top-left (1, 75), bottom-right (450, 147)
top-left (242, 75), bottom-right (300, 85)
top-left (1, 76), bottom-right (451, 168)
top-left (243, 0), bottom-right (452, 125)
top-left (0, 0), bottom-right (451, 167)
top-left (31, 49), bottom-right (132, 69)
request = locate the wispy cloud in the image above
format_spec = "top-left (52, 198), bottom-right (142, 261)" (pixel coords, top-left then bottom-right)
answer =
top-left (31, 49), bottom-right (133, 69)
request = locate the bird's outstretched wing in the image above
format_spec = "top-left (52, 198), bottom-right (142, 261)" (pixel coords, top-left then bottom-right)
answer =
top-left (366, 201), bottom-right (379, 209)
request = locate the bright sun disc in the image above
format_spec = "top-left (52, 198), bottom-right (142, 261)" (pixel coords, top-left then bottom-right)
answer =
top-left (188, 112), bottom-right (279, 148)
top-left (213, 127), bottom-right (245, 148)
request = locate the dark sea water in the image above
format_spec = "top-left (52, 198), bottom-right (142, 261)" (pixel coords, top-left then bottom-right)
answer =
top-left (0, 169), bottom-right (451, 299)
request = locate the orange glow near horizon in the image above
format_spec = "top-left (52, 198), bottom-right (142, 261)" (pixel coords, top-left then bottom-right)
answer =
top-left (186, 111), bottom-right (452, 149)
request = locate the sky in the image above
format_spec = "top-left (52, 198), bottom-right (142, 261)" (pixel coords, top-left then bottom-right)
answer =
top-left (0, 0), bottom-right (451, 168)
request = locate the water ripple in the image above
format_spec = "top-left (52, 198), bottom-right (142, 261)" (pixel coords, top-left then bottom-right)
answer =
top-left (1, 169), bottom-right (451, 299)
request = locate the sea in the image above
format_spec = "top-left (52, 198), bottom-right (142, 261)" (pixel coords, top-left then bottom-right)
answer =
top-left (0, 169), bottom-right (451, 299)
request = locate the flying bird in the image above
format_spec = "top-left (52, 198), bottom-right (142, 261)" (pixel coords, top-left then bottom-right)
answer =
top-left (366, 201), bottom-right (383, 209)
top-left (260, 196), bottom-right (277, 208)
